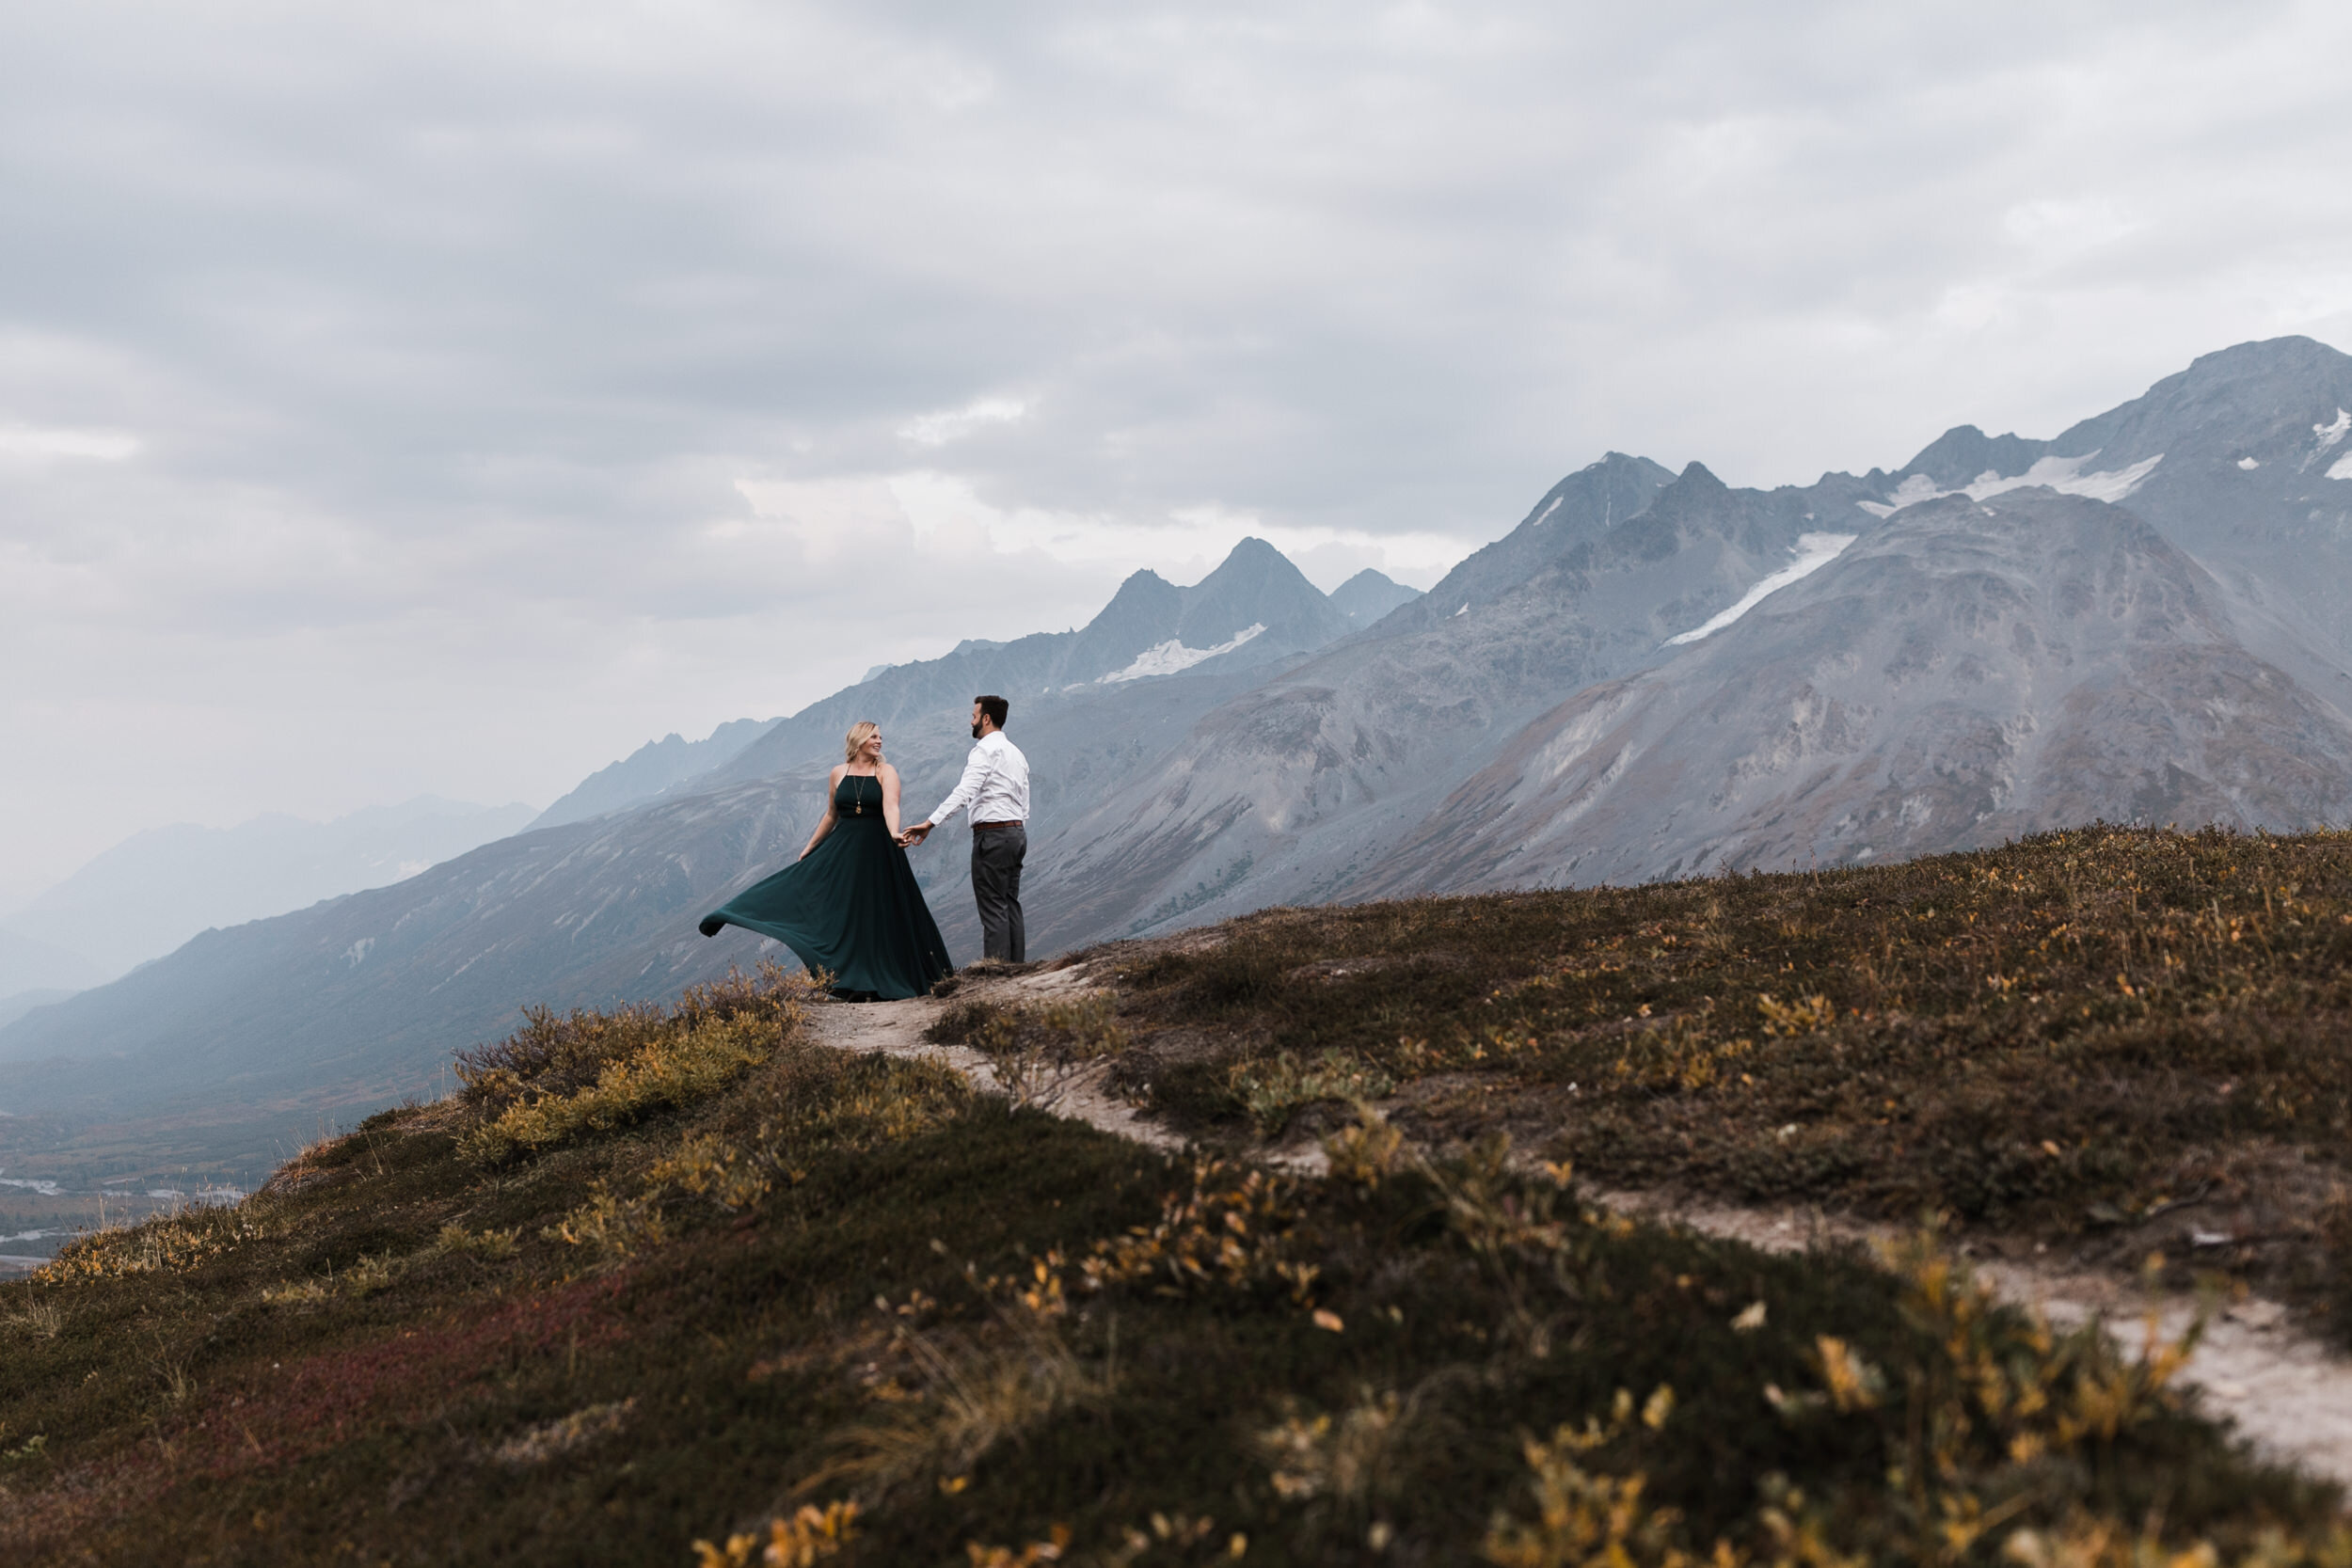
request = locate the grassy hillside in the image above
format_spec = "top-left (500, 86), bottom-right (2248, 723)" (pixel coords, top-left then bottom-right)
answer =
top-left (949, 825), bottom-right (2352, 1326)
top-left (2, 832), bottom-right (2349, 1565)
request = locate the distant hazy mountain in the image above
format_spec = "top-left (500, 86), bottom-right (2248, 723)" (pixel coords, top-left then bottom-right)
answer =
top-left (1327, 568), bottom-right (1422, 626)
top-left (9, 338), bottom-right (2352, 1175)
top-left (0, 541), bottom-right (1359, 1150)
top-left (0, 989), bottom-right (74, 1031)
top-left (531, 718), bottom-right (778, 830)
top-left (0, 930), bottom-right (103, 999)
top-left (0, 798), bottom-right (537, 980)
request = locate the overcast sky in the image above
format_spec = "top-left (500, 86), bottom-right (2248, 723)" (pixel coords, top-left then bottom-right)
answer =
top-left (7, 0), bottom-right (2352, 907)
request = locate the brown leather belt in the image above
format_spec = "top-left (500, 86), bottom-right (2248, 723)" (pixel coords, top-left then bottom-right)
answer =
top-left (973, 819), bottom-right (1023, 832)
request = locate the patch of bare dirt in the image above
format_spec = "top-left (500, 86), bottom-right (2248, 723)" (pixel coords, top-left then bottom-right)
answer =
top-left (803, 964), bottom-right (1181, 1154)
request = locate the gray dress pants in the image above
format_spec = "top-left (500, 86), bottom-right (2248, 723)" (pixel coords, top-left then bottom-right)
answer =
top-left (970, 824), bottom-right (1026, 961)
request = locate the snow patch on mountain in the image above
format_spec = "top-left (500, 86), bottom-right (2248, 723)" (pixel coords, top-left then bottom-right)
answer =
top-left (1664, 532), bottom-right (1857, 646)
top-left (1858, 451), bottom-right (2165, 517)
top-left (2315, 408), bottom-right (2350, 449)
top-left (2328, 453), bottom-right (2352, 481)
top-left (1099, 624), bottom-right (1265, 684)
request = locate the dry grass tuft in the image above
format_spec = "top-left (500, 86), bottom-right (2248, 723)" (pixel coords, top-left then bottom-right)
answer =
top-left (815, 1315), bottom-right (1108, 1501)
top-left (458, 964), bottom-right (817, 1164)
top-left (929, 991), bottom-right (1130, 1111)
top-left (0, 1293), bottom-right (63, 1339)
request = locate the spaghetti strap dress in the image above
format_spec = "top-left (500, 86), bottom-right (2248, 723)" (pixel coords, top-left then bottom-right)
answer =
top-left (695, 772), bottom-right (953, 999)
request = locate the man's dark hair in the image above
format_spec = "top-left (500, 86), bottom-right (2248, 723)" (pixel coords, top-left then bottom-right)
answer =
top-left (976, 694), bottom-right (1009, 730)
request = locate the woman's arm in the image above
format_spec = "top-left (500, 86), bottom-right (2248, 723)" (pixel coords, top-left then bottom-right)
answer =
top-left (881, 765), bottom-right (904, 838)
top-left (801, 768), bottom-right (845, 859)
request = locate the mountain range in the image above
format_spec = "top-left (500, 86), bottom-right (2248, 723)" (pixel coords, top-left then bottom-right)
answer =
top-left (0, 799), bottom-right (537, 998)
top-left (5, 336), bottom-right (2350, 1174)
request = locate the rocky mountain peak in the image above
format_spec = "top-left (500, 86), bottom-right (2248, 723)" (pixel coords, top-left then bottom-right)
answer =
top-left (2048, 335), bottom-right (2352, 467)
top-left (1175, 536), bottom-right (1345, 648)
top-left (1327, 568), bottom-right (1421, 627)
top-left (1896, 424), bottom-right (2051, 488)
top-left (1378, 451), bottom-right (1677, 634)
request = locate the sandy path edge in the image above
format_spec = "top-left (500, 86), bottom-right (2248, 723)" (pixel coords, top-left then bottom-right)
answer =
top-left (804, 978), bottom-right (2352, 1490)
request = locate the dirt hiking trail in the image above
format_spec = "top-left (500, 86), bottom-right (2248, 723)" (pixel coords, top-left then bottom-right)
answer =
top-left (806, 970), bottom-right (2352, 1490)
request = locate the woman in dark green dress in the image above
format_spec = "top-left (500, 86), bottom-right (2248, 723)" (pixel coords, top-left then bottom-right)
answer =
top-left (696, 721), bottom-right (952, 1000)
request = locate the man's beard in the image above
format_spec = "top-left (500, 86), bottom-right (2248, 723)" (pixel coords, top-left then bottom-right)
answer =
top-left (971, 722), bottom-right (983, 738)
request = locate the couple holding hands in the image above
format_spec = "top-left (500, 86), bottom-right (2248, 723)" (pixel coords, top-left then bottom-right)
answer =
top-left (696, 696), bottom-right (1028, 1001)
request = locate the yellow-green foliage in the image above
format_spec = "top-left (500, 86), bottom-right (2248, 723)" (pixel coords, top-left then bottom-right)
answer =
top-left (545, 1050), bottom-right (969, 1264)
top-left (457, 961), bottom-right (808, 1105)
top-left (1321, 1103), bottom-right (1407, 1188)
top-left (795, 1062), bottom-right (969, 1148)
top-left (432, 1221), bottom-right (520, 1259)
top-left (692, 1501), bottom-right (860, 1568)
top-left (258, 1249), bottom-right (404, 1307)
top-left (33, 1202), bottom-right (278, 1285)
top-left (646, 1134), bottom-right (771, 1212)
top-left (1072, 1156), bottom-right (1313, 1303)
top-left (544, 1181), bottom-right (670, 1263)
top-left (457, 963), bottom-right (814, 1164)
top-left (932, 991), bottom-right (1127, 1062)
top-left (465, 1011), bottom-right (775, 1163)
top-left (1260, 1387), bottom-right (1415, 1508)
top-left (464, 1011), bottom-right (791, 1164)
top-left (961, 1525), bottom-right (1074, 1568)
top-left (258, 1224), bottom-right (519, 1304)
top-left (8, 953), bottom-right (2344, 1566)
top-left (1484, 1387), bottom-right (1699, 1568)
top-left (1106, 1513), bottom-right (1240, 1563)
top-left (1613, 1014), bottom-right (1756, 1094)
top-left (1476, 1235), bottom-right (2346, 1568)
top-left (929, 990), bottom-right (1131, 1109)
top-left (1031, 992), bottom-right (1126, 1057)
top-left (1227, 1049), bottom-right (1397, 1134)
top-left (1120, 825), bottom-right (2352, 1237)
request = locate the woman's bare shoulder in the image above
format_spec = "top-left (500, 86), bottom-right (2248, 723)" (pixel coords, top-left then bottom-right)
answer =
top-left (828, 763), bottom-right (848, 781)
top-left (879, 762), bottom-right (902, 782)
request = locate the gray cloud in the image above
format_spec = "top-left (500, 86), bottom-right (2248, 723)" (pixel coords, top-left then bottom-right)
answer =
top-left (5, 0), bottom-right (2352, 903)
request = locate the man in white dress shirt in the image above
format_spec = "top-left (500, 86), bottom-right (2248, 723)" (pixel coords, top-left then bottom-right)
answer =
top-left (899, 694), bottom-right (1032, 961)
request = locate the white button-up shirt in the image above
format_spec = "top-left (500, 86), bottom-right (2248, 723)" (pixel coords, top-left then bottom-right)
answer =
top-left (923, 730), bottom-right (1030, 828)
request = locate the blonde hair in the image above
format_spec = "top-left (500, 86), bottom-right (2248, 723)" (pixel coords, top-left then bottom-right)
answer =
top-left (843, 721), bottom-right (880, 764)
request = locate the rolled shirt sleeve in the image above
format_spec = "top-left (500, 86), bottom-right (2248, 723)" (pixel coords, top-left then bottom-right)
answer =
top-left (923, 741), bottom-right (997, 828)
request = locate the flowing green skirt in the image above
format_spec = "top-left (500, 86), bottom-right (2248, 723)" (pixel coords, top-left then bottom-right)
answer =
top-left (697, 815), bottom-right (953, 999)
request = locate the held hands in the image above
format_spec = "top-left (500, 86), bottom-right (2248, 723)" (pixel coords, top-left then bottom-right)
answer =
top-left (898, 821), bottom-right (932, 847)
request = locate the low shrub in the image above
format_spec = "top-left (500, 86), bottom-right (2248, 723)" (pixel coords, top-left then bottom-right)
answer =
top-left (459, 966), bottom-right (818, 1164)
top-left (1225, 1049), bottom-right (1397, 1135)
top-left (456, 961), bottom-right (812, 1114)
